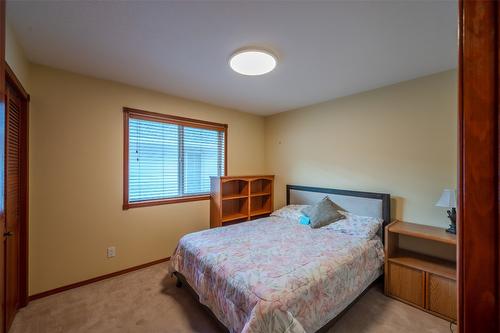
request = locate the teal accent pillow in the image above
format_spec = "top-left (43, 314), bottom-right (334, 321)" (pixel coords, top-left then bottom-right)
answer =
top-left (299, 215), bottom-right (310, 225)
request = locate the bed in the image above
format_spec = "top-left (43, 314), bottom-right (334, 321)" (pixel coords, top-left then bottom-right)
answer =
top-left (168, 185), bottom-right (391, 333)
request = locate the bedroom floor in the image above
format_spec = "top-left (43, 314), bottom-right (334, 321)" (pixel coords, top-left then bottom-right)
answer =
top-left (11, 263), bottom-right (453, 333)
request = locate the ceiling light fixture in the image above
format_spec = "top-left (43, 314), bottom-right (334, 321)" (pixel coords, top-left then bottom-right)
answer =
top-left (229, 49), bottom-right (277, 76)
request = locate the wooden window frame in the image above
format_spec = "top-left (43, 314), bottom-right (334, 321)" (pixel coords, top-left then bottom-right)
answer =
top-left (123, 107), bottom-right (227, 210)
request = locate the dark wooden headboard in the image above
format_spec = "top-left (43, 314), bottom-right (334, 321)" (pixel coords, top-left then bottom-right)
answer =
top-left (286, 184), bottom-right (391, 241)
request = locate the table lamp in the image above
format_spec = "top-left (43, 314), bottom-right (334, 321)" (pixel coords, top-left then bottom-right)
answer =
top-left (436, 189), bottom-right (457, 234)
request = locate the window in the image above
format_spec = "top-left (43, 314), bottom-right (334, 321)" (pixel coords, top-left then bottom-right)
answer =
top-left (123, 108), bottom-right (227, 209)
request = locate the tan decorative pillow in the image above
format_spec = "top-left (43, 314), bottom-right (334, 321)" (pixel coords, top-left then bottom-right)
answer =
top-left (302, 197), bottom-right (345, 229)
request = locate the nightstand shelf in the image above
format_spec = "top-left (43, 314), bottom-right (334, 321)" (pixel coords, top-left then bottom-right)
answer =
top-left (385, 220), bottom-right (457, 322)
top-left (388, 249), bottom-right (456, 280)
top-left (387, 221), bottom-right (456, 245)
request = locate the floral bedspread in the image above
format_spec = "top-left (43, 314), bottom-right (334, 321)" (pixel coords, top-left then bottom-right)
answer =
top-left (168, 216), bottom-right (384, 333)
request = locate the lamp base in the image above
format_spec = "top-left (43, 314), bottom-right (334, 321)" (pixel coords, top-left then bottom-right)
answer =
top-left (445, 208), bottom-right (456, 234)
top-left (446, 223), bottom-right (456, 234)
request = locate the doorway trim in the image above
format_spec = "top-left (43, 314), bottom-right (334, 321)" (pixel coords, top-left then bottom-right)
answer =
top-left (458, 1), bottom-right (499, 332)
top-left (5, 62), bottom-right (29, 309)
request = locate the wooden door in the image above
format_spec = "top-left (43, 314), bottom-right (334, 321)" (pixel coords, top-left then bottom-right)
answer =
top-left (458, 1), bottom-right (500, 332)
top-left (426, 273), bottom-right (457, 321)
top-left (387, 262), bottom-right (425, 307)
top-left (4, 80), bottom-right (21, 330)
top-left (457, 0), bottom-right (500, 333)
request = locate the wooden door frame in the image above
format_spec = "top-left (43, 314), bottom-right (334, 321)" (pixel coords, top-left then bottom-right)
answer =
top-left (4, 62), bottom-right (29, 310)
top-left (0, 2), bottom-right (5, 332)
top-left (458, 1), bottom-right (500, 332)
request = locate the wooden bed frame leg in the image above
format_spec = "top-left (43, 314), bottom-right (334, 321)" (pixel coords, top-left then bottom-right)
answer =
top-left (175, 275), bottom-right (183, 288)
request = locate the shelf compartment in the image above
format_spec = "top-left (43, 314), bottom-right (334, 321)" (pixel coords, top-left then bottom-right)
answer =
top-left (250, 195), bottom-right (272, 217)
top-left (222, 179), bottom-right (249, 199)
top-left (388, 249), bottom-right (456, 280)
top-left (222, 197), bottom-right (248, 223)
top-left (250, 178), bottom-right (272, 195)
top-left (222, 213), bottom-right (248, 223)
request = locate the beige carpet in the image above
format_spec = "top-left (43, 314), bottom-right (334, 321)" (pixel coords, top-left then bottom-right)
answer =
top-left (11, 263), bottom-right (453, 333)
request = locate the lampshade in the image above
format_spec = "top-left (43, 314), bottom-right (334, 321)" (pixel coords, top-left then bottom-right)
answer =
top-left (435, 189), bottom-right (457, 208)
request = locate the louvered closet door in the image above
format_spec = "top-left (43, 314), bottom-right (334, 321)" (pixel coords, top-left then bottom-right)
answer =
top-left (5, 83), bottom-right (21, 330)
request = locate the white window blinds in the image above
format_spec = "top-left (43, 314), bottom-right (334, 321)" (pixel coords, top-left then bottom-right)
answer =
top-left (126, 110), bottom-right (225, 206)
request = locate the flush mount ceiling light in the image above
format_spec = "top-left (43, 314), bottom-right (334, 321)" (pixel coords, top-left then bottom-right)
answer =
top-left (229, 49), bottom-right (277, 76)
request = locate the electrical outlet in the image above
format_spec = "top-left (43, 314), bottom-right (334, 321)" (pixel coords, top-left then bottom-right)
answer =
top-left (107, 246), bottom-right (116, 258)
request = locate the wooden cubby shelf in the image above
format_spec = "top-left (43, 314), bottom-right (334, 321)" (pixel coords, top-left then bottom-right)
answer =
top-left (210, 176), bottom-right (274, 228)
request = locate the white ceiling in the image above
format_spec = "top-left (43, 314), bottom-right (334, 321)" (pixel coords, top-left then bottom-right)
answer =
top-left (7, 1), bottom-right (457, 115)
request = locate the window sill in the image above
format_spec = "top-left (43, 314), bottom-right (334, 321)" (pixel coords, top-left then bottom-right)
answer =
top-left (123, 194), bottom-right (210, 210)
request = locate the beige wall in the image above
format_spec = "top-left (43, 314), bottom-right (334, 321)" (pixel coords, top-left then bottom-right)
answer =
top-left (5, 23), bottom-right (30, 90)
top-left (28, 64), bottom-right (266, 294)
top-left (265, 70), bottom-right (457, 229)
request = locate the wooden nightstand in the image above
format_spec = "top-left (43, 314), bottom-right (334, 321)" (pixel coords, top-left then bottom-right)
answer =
top-left (384, 220), bottom-right (457, 322)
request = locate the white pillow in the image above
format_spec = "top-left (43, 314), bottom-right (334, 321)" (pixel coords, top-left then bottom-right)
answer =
top-left (271, 204), bottom-right (311, 221)
top-left (324, 212), bottom-right (382, 239)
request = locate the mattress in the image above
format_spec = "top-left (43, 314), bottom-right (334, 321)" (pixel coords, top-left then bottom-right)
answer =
top-left (168, 216), bottom-right (384, 333)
